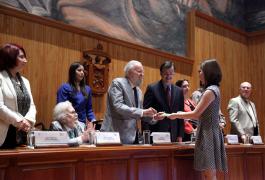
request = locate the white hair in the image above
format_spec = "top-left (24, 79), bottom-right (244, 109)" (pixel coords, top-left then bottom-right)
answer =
top-left (124, 60), bottom-right (142, 77)
top-left (52, 101), bottom-right (72, 122)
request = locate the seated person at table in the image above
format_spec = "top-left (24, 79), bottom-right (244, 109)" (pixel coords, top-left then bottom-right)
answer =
top-left (49, 101), bottom-right (94, 145)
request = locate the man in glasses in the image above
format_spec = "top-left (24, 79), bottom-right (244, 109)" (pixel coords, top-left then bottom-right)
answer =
top-left (143, 61), bottom-right (184, 142)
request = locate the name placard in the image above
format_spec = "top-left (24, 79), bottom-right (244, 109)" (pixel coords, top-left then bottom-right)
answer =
top-left (34, 131), bottom-right (69, 147)
top-left (95, 132), bottom-right (121, 145)
top-left (251, 136), bottom-right (264, 144)
top-left (151, 132), bottom-right (171, 144)
top-left (226, 134), bottom-right (239, 144)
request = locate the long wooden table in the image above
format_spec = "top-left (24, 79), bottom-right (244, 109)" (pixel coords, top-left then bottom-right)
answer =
top-left (0, 144), bottom-right (264, 180)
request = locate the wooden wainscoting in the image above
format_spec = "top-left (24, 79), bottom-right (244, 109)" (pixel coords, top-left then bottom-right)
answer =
top-left (0, 145), bottom-right (265, 180)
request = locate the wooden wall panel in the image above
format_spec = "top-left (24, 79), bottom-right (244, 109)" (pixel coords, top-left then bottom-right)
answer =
top-left (0, 7), bottom-right (265, 141)
top-left (247, 35), bottom-right (265, 141)
top-left (19, 164), bottom-right (75, 180)
top-left (191, 11), bottom-right (265, 138)
top-left (227, 154), bottom-right (244, 180)
top-left (136, 158), bottom-right (169, 180)
top-left (245, 153), bottom-right (264, 180)
top-left (0, 146), bottom-right (264, 180)
top-left (0, 13), bottom-right (192, 128)
top-left (0, 170), bottom-right (4, 180)
top-left (81, 160), bottom-right (128, 180)
top-left (192, 16), bottom-right (265, 137)
top-left (174, 157), bottom-right (201, 179)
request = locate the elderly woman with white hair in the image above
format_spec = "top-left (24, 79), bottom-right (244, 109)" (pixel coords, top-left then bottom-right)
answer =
top-left (49, 101), bottom-right (94, 145)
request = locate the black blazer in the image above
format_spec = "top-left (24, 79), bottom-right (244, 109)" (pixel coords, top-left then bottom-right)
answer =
top-left (143, 80), bottom-right (184, 142)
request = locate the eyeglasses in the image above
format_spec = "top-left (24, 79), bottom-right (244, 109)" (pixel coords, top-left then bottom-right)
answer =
top-left (161, 72), bottom-right (175, 76)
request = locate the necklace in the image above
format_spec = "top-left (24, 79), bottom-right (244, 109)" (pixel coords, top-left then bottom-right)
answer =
top-left (13, 77), bottom-right (21, 87)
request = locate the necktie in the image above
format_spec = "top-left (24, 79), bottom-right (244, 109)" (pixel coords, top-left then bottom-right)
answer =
top-left (133, 87), bottom-right (142, 143)
top-left (133, 87), bottom-right (138, 108)
top-left (166, 86), bottom-right (171, 107)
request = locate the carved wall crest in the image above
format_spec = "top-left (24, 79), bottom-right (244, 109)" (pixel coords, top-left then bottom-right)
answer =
top-left (83, 44), bottom-right (111, 95)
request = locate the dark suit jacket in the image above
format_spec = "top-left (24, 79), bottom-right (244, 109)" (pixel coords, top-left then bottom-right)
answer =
top-left (143, 80), bottom-right (184, 142)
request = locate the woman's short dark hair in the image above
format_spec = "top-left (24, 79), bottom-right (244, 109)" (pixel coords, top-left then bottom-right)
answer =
top-left (0, 43), bottom-right (26, 71)
top-left (175, 79), bottom-right (189, 87)
top-left (200, 59), bottom-right (222, 88)
top-left (160, 61), bottom-right (175, 73)
top-left (68, 62), bottom-right (88, 98)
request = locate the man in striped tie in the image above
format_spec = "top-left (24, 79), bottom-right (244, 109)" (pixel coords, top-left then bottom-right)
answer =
top-left (143, 61), bottom-right (184, 142)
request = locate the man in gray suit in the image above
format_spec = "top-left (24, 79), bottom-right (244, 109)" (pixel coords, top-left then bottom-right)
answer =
top-left (101, 60), bottom-right (157, 144)
top-left (228, 82), bottom-right (259, 142)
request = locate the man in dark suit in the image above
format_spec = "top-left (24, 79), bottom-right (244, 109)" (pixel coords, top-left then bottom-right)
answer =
top-left (143, 61), bottom-right (184, 142)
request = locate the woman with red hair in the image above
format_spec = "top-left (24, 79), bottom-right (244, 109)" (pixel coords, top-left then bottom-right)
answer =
top-left (0, 43), bottom-right (36, 149)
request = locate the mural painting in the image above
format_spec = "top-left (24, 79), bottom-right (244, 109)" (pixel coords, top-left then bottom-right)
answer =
top-left (0, 0), bottom-right (245, 56)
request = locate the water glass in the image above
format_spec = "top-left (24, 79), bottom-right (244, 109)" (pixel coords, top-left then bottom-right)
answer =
top-left (143, 130), bottom-right (151, 144)
top-left (137, 131), bottom-right (143, 144)
top-left (89, 131), bottom-right (96, 145)
top-left (244, 134), bottom-right (250, 144)
top-left (27, 130), bottom-right (35, 148)
top-left (191, 131), bottom-right (196, 143)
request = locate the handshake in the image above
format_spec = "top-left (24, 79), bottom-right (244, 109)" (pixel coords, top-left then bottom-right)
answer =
top-left (143, 107), bottom-right (177, 120)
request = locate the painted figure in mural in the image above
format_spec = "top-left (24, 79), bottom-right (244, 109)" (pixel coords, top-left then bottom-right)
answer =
top-left (245, 0), bottom-right (265, 31)
top-left (0, 0), bottom-right (53, 16)
top-left (0, 0), bottom-right (245, 55)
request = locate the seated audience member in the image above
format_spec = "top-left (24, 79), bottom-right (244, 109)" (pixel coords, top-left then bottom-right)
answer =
top-left (227, 82), bottom-right (259, 142)
top-left (175, 79), bottom-right (197, 141)
top-left (57, 62), bottom-right (96, 124)
top-left (50, 101), bottom-right (94, 145)
top-left (0, 43), bottom-right (36, 149)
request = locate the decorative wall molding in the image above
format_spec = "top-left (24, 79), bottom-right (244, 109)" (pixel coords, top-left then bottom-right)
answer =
top-left (193, 10), bottom-right (265, 38)
top-left (194, 10), bottom-right (247, 37)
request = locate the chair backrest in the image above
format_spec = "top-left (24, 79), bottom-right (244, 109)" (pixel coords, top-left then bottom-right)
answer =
top-left (34, 122), bottom-right (47, 130)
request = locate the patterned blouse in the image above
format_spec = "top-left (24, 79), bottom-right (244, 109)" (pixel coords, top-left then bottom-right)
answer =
top-left (8, 71), bottom-right (31, 145)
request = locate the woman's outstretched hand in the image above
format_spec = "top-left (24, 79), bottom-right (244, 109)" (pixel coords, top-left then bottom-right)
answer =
top-left (167, 113), bottom-right (178, 120)
top-left (153, 112), bottom-right (166, 120)
top-left (153, 112), bottom-right (181, 120)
